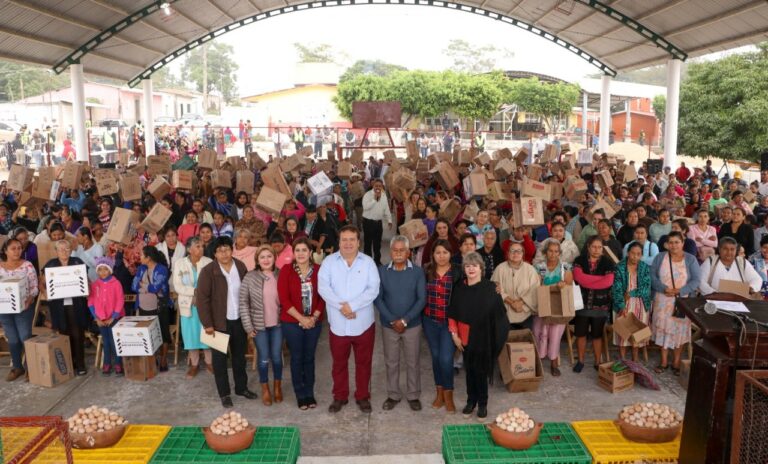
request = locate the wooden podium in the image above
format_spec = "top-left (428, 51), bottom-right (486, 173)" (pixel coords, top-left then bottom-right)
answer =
top-left (677, 294), bottom-right (768, 463)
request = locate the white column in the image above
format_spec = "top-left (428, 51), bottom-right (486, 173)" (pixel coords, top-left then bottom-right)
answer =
top-left (142, 79), bottom-right (155, 156)
top-left (599, 75), bottom-right (611, 154)
top-left (625, 100), bottom-right (632, 142)
top-left (582, 91), bottom-right (588, 146)
top-left (663, 59), bottom-right (682, 170)
top-left (70, 64), bottom-right (88, 163)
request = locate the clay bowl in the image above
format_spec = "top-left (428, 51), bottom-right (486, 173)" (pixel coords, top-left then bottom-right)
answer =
top-left (615, 419), bottom-right (681, 443)
top-left (487, 422), bottom-right (544, 450)
top-left (71, 424), bottom-right (126, 449)
top-left (203, 425), bottom-right (256, 454)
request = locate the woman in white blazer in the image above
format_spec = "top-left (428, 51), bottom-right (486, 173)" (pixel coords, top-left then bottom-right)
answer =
top-left (156, 227), bottom-right (187, 292)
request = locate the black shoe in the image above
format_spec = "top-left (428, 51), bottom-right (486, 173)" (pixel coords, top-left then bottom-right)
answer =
top-left (382, 398), bottom-right (400, 410)
top-left (573, 361), bottom-right (584, 373)
top-left (235, 389), bottom-right (258, 400)
top-left (307, 396), bottom-right (317, 409)
top-left (298, 398), bottom-right (309, 410)
top-left (477, 406), bottom-right (488, 419)
top-left (357, 399), bottom-right (372, 413)
top-left (462, 403), bottom-right (476, 417)
top-left (408, 399), bottom-right (422, 411)
top-left (328, 399), bottom-right (348, 413)
top-left (221, 396), bottom-right (233, 408)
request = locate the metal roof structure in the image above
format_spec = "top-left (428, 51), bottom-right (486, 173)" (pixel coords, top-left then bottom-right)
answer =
top-left (1, 0), bottom-right (767, 86)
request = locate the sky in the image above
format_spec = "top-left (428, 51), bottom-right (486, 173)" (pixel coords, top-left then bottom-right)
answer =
top-left (210, 5), bottom-right (601, 97)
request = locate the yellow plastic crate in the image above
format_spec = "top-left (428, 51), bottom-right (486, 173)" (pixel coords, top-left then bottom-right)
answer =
top-left (1, 426), bottom-right (70, 462)
top-left (572, 421), bottom-right (680, 464)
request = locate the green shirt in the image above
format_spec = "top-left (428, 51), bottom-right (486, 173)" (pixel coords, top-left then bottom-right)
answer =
top-left (709, 197), bottom-right (727, 212)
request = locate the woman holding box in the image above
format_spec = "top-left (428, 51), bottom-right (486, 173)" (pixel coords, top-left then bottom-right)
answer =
top-left (131, 246), bottom-right (171, 372)
top-left (0, 238), bottom-right (38, 381)
top-left (611, 242), bottom-right (652, 361)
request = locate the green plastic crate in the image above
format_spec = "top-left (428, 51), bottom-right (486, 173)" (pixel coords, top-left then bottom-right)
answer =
top-left (443, 423), bottom-right (592, 464)
top-left (149, 426), bottom-right (300, 463)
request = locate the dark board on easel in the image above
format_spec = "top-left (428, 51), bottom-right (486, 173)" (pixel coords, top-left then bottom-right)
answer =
top-left (352, 102), bottom-right (402, 129)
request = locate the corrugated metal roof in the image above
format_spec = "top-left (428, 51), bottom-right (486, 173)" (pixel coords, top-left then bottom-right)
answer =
top-left (0, 0), bottom-right (766, 84)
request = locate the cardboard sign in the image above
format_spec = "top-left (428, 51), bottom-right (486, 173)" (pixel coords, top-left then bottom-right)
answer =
top-left (7, 164), bottom-right (34, 192)
top-left (350, 149), bottom-right (364, 165)
top-left (147, 155), bottom-right (171, 177)
top-left (0, 276), bottom-right (28, 313)
top-left (147, 176), bottom-right (171, 201)
top-left (494, 158), bottom-right (516, 179)
top-left (512, 197), bottom-right (545, 227)
top-left (521, 178), bottom-right (551, 201)
top-left (463, 172), bottom-right (488, 199)
top-left (308, 171), bottom-right (334, 196)
top-left (248, 152), bottom-right (266, 171)
top-left (564, 176), bottom-right (588, 200)
top-left (261, 164), bottom-right (291, 198)
top-left (406, 140), bottom-right (419, 159)
top-left (256, 186), bottom-right (288, 215)
top-left (119, 173), bottom-right (143, 202)
top-left (113, 316), bottom-right (162, 356)
top-left (613, 313), bottom-right (652, 346)
top-left (595, 170), bottom-right (614, 191)
top-left (430, 161), bottom-right (460, 191)
top-left (718, 279), bottom-right (752, 299)
top-left (537, 285), bottom-right (576, 325)
top-left (140, 203), bottom-right (172, 234)
top-left (236, 170), bottom-right (255, 194)
top-left (45, 264), bottom-right (89, 300)
top-left (210, 170), bottom-right (232, 189)
top-left (24, 334), bottom-right (73, 387)
top-left (172, 170), bottom-right (194, 191)
top-left (198, 148), bottom-right (218, 170)
top-left (105, 207), bottom-right (140, 245)
top-left (337, 161), bottom-right (352, 180)
top-left (399, 219), bottom-right (429, 248)
top-left (498, 329), bottom-right (543, 393)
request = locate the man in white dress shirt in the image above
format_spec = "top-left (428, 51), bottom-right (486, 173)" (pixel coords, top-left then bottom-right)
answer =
top-left (699, 237), bottom-right (762, 296)
top-left (319, 225), bottom-right (381, 414)
top-left (361, 179), bottom-right (392, 266)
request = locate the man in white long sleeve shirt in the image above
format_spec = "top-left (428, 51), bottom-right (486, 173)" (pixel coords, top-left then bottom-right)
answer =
top-left (699, 237), bottom-right (762, 296)
top-left (361, 179), bottom-right (392, 265)
top-left (319, 225), bottom-right (381, 414)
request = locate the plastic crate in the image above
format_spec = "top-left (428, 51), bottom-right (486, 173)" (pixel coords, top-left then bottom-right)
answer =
top-left (572, 421), bottom-right (680, 464)
top-left (0, 421), bottom-right (72, 464)
top-left (149, 426), bottom-right (300, 463)
top-left (442, 423), bottom-right (592, 464)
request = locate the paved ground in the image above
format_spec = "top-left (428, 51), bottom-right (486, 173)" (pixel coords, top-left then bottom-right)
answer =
top-left (0, 229), bottom-right (688, 458)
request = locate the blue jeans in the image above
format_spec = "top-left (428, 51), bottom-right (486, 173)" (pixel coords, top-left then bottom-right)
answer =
top-left (99, 320), bottom-right (122, 367)
top-left (254, 326), bottom-right (283, 383)
top-left (422, 315), bottom-right (455, 390)
top-left (420, 147), bottom-right (428, 158)
top-left (0, 305), bottom-right (35, 369)
top-left (282, 322), bottom-right (322, 400)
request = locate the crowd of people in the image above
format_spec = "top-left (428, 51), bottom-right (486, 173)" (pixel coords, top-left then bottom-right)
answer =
top-left (1, 136), bottom-right (767, 420)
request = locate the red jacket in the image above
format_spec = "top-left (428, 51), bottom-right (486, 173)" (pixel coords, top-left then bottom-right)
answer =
top-left (277, 263), bottom-right (325, 323)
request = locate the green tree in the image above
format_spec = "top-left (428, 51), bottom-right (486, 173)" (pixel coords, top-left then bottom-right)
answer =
top-left (181, 42), bottom-right (239, 104)
top-left (443, 39), bottom-right (513, 74)
top-left (652, 95), bottom-right (666, 124)
top-left (505, 77), bottom-right (581, 132)
top-left (339, 60), bottom-right (407, 83)
top-left (333, 74), bottom-right (391, 120)
top-left (0, 61), bottom-right (69, 102)
top-left (678, 43), bottom-right (768, 161)
top-left (294, 43), bottom-right (337, 63)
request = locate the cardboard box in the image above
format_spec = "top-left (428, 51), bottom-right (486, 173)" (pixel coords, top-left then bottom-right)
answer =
top-left (591, 198), bottom-right (618, 220)
top-left (527, 164), bottom-right (544, 181)
top-left (383, 149), bottom-right (396, 163)
top-left (0, 276), bottom-right (28, 313)
top-left (32, 167), bottom-right (59, 200)
top-left (305, 171), bottom-right (331, 196)
top-left (550, 182), bottom-right (563, 201)
top-left (494, 148), bottom-right (513, 161)
top-left (147, 155), bottom-right (172, 177)
top-left (595, 170), bottom-right (614, 191)
top-left (473, 152), bottom-right (491, 166)
top-left (280, 154), bottom-right (303, 173)
top-left (247, 152), bottom-right (266, 171)
top-left (147, 176), bottom-right (171, 201)
top-left (439, 199), bottom-right (462, 223)
top-left (602, 153), bottom-right (618, 166)
top-left (94, 169), bottom-right (119, 197)
top-left (399, 219), bottom-right (429, 248)
top-left (24, 334), bottom-right (73, 387)
top-left (488, 182), bottom-right (510, 202)
top-left (298, 145), bottom-right (314, 157)
top-left (335, 161), bottom-right (351, 180)
top-left (463, 200), bottom-right (480, 222)
top-left (512, 197), bottom-right (545, 227)
top-left (105, 207), bottom-right (140, 245)
top-left (119, 173), bottom-right (142, 202)
top-left (123, 355), bottom-right (157, 381)
top-left (564, 176), bottom-right (588, 200)
top-left (140, 203), bottom-right (172, 234)
top-left (612, 313), bottom-right (652, 346)
top-left (113, 316), bottom-right (162, 356)
top-left (261, 164), bottom-right (291, 198)
top-left (198, 148), bottom-right (218, 170)
top-left (7, 164), bottom-right (34, 192)
top-left (463, 172), bottom-right (488, 199)
top-left (455, 150), bottom-right (472, 166)
top-left (494, 158), bottom-right (516, 178)
top-left (172, 170), bottom-right (194, 191)
top-left (349, 181), bottom-right (365, 201)
top-left (514, 147), bottom-right (529, 165)
top-left (350, 149), bottom-right (364, 165)
top-left (430, 161), bottom-right (460, 191)
top-left (598, 362), bottom-right (635, 393)
top-left (210, 170), bottom-right (232, 189)
top-left (44, 264), bottom-right (89, 301)
top-left (521, 178), bottom-right (551, 201)
top-left (498, 329), bottom-right (544, 393)
top-left (577, 148), bottom-right (593, 165)
top-left (718, 279), bottom-right (752, 299)
top-left (624, 164), bottom-right (638, 183)
top-left (393, 169), bottom-right (417, 193)
top-left (679, 360), bottom-right (690, 391)
top-left (536, 285), bottom-right (576, 324)
top-left (60, 162), bottom-right (84, 190)
top-left (256, 186), bottom-right (287, 215)
top-left (541, 144), bottom-right (559, 163)
top-left (406, 140), bottom-right (418, 159)
top-left (235, 170), bottom-right (255, 194)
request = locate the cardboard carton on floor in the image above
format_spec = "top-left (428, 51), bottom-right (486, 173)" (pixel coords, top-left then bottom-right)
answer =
top-left (24, 333), bottom-right (73, 387)
top-left (536, 285), bottom-right (576, 325)
top-left (598, 362), bottom-right (634, 393)
top-left (0, 276), bottom-right (28, 314)
top-left (498, 329), bottom-right (544, 393)
top-left (112, 316), bottom-right (162, 356)
top-left (613, 313), bottom-right (652, 346)
top-left (123, 356), bottom-right (157, 381)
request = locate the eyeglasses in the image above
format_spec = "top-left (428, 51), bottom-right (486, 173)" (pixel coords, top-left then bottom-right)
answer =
top-left (509, 249), bottom-right (524, 254)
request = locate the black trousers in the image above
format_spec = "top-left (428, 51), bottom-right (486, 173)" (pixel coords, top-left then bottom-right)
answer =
top-left (212, 319), bottom-right (249, 398)
top-left (363, 218), bottom-right (383, 265)
top-left (464, 352), bottom-right (489, 408)
top-left (62, 306), bottom-right (85, 371)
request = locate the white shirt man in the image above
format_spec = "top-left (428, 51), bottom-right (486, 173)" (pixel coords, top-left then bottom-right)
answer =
top-left (361, 180), bottom-right (392, 265)
top-left (699, 253), bottom-right (762, 296)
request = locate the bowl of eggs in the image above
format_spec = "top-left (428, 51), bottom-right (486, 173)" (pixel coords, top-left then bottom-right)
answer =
top-left (67, 406), bottom-right (127, 449)
top-left (203, 411), bottom-right (255, 454)
top-left (616, 402), bottom-right (683, 443)
top-left (487, 407), bottom-right (543, 450)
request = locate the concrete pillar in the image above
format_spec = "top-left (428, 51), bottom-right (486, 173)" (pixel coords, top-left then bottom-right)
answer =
top-left (582, 91), bottom-right (588, 146)
top-left (663, 59), bottom-right (682, 170)
top-left (70, 64), bottom-right (88, 163)
top-left (625, 100), bottom-right (632, 142)
top-left (599, 75), bottom-right (611, 154)
top-left (142, 79), bottom-right (155, 156)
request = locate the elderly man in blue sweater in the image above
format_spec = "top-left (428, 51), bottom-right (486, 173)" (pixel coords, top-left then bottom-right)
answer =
top-left (374, 235), bottom-right (427, 411)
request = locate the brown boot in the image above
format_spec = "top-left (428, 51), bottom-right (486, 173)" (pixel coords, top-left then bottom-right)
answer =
top-left (186, 364), bottom-right (199, 379)
top-left (6, 368), bottom-right (24, 382)
top-left (431, 386), bottom-right (444, 409)
top-left (273, 380), bottom-right (283, 403)
top-left (261, 383), bottom-right (272, 406)
top-left (443, 390), bottom-right (456, 414)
